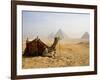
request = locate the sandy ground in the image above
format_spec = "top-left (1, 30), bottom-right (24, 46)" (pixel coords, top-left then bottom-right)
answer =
top-left (22, 39), bottom-right (89, 69)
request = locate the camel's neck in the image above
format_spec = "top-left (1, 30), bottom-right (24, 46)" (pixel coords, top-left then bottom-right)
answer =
top-left (50, 37), bottom-right (59, 49)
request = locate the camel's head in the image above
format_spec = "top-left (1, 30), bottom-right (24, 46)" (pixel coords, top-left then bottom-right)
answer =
top-left (54, 37), bottom-right (60, 41)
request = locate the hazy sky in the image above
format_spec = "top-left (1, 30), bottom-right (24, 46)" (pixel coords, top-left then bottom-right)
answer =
top-left (22, 11), bottom-right (90, 39)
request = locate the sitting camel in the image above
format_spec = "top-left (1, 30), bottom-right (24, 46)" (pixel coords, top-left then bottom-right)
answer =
top-left (23, 37), bottom-right (59, 58)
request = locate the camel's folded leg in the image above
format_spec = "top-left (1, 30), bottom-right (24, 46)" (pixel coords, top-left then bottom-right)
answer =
top-left (52, 51), bottom-right (56, 58)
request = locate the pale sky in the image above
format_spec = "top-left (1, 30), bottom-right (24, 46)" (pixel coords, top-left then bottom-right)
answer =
top-left (22, 11), bottom-right (90, 39)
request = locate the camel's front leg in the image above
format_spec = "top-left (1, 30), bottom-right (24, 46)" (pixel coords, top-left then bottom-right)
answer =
top-left (52, 49), bottom-right (56, 58)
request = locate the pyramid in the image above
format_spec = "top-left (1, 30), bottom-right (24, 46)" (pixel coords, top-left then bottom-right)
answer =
top-left (55, 29), bottom-right (69, 40)
top-left (48, 29), bottom-right (69, 40)
top-left (48, 32), bottom-right (55, 39)
top-left (81, 32), bottom-right (89, 39)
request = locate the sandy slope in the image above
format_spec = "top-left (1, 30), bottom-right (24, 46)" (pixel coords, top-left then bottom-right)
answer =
top-left (22, 39), bottom-right (89, 69)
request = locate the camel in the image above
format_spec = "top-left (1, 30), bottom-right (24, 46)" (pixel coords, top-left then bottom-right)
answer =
top-left (43, 37), bottom-right (59, 57)
top-left (23, 37), bottom-right (59, 57)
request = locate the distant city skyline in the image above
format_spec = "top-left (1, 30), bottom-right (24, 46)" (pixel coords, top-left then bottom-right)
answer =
top-left (22, 11), bottom-right (90, 40)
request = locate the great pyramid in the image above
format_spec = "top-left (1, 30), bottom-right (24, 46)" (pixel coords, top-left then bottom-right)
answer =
top-left (48, 29), bottom-right (69, 40)
top-left (55, 29), bottom-right (64, 40)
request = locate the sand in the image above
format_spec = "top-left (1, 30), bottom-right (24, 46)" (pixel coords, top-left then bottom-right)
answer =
top-left (22, 39), bottom-right (89, 69)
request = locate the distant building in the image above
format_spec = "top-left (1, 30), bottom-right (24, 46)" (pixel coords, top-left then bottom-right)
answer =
top-left (81, 32), bottom-right (89, 40)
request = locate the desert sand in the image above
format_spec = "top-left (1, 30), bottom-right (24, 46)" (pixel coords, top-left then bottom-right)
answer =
top-left (22, 39), bottom-right (89, 69)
